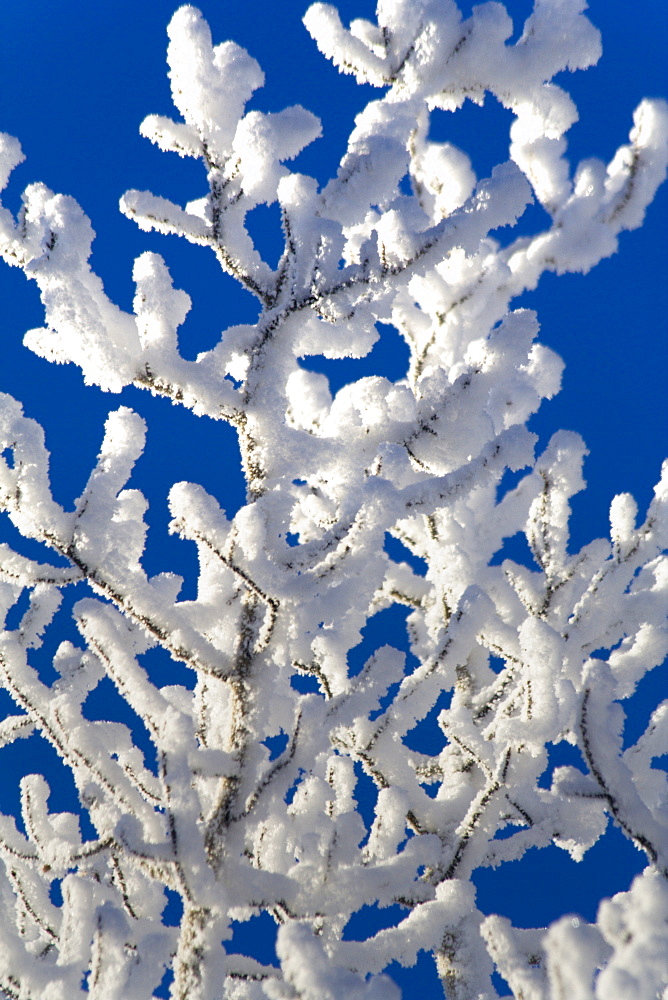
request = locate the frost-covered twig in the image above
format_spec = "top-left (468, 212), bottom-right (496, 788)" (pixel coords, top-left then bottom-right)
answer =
top-left (0, 1), bottom-right (666, 998)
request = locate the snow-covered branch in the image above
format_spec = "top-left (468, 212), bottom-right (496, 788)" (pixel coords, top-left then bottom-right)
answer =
top-left (0, 1), bottom-right (666, 997)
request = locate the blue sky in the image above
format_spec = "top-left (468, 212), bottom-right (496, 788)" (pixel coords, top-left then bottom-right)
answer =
top-left (0, 1), bottom-right (666, 994)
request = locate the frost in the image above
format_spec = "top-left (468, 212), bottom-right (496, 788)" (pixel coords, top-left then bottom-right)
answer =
top-left (0, 1), bottom-right (666, 998)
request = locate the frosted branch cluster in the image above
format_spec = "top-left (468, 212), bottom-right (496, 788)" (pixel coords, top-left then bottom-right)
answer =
top-left (0, 1), bottom-right (666, 997)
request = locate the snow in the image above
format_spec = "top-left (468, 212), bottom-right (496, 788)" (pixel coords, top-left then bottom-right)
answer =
top-left (0, 0), bottom-right (666, 996)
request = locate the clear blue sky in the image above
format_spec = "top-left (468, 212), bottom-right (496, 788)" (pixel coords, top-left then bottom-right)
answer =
top-left (0, 1), bottom-right (665, 994)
